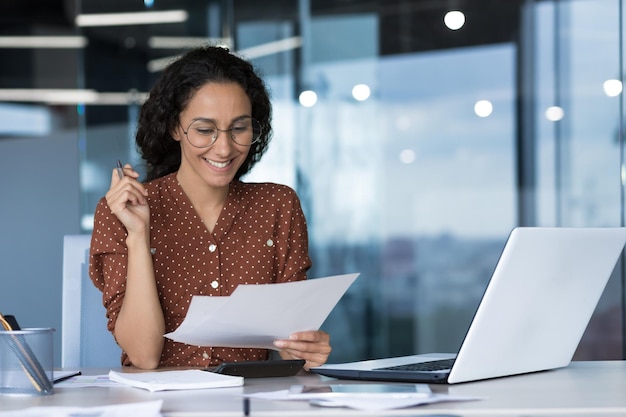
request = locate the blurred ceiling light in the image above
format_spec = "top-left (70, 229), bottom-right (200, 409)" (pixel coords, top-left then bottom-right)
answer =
top-left (352, 84), bottom-right (371, 101)
top-left (96, 92), bottom-right (149, 105)
top-left (545, 106), bottom-right (564, 121)
top-left (0, 89), bottom-right (148, 105)
top-left (148, 36), bottom-right (231, 49)
top-left (299, 90), bottom-right (317, 107)
top-left (147, 37), bottom-right (302, 73)
top-left (237, 36), bottom-right (302, 60)
top-left (444, 10), bottom-right (465, 30)
top-left (0, 36), bottom-right (88, 48)
top-left (474, 100), bottom-right (493, 117)
top-left (399, 149), bottom-right (416, 164)
top-left (0, 89), bottom-right (98, 104)
top-left (75, 10), bottom-right (188, 27)
top-left (603, 79), bottom-right (622, 97)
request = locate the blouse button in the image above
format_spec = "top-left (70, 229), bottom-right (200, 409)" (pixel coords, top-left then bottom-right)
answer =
top-left (266, 239), bottom-right (274, 247)
top-left (209, 244), bottom-right (217, 252)
top-left (210, 280), bottom-right (219, 289)
top-left (202, 351), bottom-right (209, 359)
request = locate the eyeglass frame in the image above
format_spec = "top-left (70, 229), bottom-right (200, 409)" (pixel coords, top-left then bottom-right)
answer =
top-left (178, 116), bottom-right (263, 148)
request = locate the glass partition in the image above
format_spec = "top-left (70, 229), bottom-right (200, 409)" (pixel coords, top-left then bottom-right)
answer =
top-left (0, 0), bottom-right (623, 363)
top-left (74, 0), bottom-right (626, 362)
top-left (535, 0), bottom-right (624, 358)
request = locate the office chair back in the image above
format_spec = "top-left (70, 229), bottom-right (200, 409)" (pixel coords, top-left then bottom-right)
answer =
top-left (61, 234), bottom-right (122, 368)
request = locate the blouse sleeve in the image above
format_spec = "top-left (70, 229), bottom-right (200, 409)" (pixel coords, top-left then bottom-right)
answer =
top-left (88, 197), bottom-right (129, 334)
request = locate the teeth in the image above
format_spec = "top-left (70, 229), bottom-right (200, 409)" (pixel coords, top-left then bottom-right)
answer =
top-left (206, 159), bottom-right (230, 168)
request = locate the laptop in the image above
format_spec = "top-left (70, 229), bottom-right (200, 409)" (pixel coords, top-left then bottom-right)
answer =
top-left (312, 227), bottom-right (626, 384)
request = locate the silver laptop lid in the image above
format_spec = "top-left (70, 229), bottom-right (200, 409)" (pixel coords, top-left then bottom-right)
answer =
top-left (449, 227), bottom-right (626, 383)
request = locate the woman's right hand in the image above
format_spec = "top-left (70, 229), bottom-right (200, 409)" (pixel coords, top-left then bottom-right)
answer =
top-left (105, 163), bottom-right (150, 234)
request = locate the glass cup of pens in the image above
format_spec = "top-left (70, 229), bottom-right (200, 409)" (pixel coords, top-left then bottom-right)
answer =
top-left (0, 328), bottom-right (55, 396)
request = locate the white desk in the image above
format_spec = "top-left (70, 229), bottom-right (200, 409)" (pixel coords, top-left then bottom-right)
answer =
top-left (1, 361), bottom-right (625, 416)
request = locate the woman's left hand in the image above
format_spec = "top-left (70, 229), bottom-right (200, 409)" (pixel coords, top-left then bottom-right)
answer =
top-left (274, 330), bottom-right (331, 370)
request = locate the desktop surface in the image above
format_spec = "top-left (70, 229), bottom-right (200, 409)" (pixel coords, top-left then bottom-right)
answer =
top-left (0, 361), bottom-right (625, 416)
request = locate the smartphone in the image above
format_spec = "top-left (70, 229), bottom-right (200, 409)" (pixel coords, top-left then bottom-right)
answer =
top-left (207, 359), bottom-right (305, 378)
top-left (288, 383), bottom-right (430, 398)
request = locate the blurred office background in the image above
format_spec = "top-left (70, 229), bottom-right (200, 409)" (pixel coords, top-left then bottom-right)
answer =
top-left (1, 0), bottom-right (625, 366)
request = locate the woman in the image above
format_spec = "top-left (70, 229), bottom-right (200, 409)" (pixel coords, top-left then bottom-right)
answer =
top-left (89, 45), bottom-right (331, 370)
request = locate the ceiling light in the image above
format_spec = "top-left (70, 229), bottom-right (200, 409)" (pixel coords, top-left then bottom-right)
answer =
top-left (0, 89), bottom-right (98, 104)
top-left (0, 36), bottom-right (88, 49)
top-left (603, 79), bottom-right (622, 97)
top-left (148, 36), bottom-right (231, 49)
top-left (75, 10), bottom-right (188, 27)
top-left (352, 84), bottom-right (371, 102)
top-left (444, 10), bottom-right (466, 30)
top-left (147, 37), bottom-right (301, 73)
top-left (545, 106), bottom-right (564, 121)
top-left (399, 149), bottom-right (417, 164)
top-left (474, 100), bottom-right (493, 117)
top-left (0, 89), bottom-right (148, 105)
top-left (237, 37), bottom-right (302, 60)
top-left (299, 90), bottom-right (317, 107)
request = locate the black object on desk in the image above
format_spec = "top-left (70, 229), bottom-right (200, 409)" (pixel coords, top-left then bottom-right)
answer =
top-left (3, 315), bottom-right (20, 331)
top-left (53, 371), bottom-right (82, 384)
top-left (207, 359), bottom-right (305, 378)
top-left (243, 397), bottom-right (250, 416)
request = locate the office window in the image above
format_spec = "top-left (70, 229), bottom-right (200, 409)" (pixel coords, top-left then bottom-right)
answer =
top-left (535, 0), bottom-right (624, 358)
top-left (74, 0), bottom-right (626, 362)
top-left (0, 0), bottom-right (624, 364)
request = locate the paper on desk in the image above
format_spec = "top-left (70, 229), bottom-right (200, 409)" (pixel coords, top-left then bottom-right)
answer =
top-left (108, 369), bottom-right (243, 392)
top-left (308, 394), bottom-right (483, 411)
top-left (245, 390), bottom-right (482, 411)
top-left (0, 399), bottom-right (163, 417)
top-left (54, 374), bottom-right (119, 388)
top-left (165, 273), bottom-right (359, 348)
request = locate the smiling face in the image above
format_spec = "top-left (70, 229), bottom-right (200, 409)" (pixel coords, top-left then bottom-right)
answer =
top-left (173, 82), bottom-right (252, 195)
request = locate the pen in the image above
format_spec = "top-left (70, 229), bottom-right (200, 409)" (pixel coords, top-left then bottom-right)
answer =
top-left (0, 312), bottom-right (11, 331)
top-left (54, 370), bottom-right (82, 384)
top-left (243, 397), bottom-right (250, 416)
top-left (116, 160), bottom-right (124, 180)
top-left (3, 314), bottom-right (21, 330)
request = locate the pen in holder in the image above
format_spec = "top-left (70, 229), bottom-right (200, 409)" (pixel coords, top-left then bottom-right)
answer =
top-left (0, 314), bottom-right (54, 396)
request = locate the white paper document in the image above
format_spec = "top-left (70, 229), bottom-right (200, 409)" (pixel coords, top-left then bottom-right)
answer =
top-left (54, 374), bottom-right (119, 388)
top-left (108, 370), bottom-right (243, 392)
top-left (245, 388), bottom-right (482, 411)
top-left (165, 273), bottom-right (359, 348)
top-left (306, 394), bottom-right (483, 411)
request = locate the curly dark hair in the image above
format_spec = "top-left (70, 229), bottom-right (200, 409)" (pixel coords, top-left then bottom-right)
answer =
top-left (136, 45), bottom-right (273, 182)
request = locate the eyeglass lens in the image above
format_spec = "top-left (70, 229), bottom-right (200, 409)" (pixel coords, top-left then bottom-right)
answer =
top-left (185, 117), bottom-right (261, 147)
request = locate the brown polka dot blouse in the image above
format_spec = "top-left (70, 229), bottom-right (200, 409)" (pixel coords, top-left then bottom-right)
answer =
top-left (89, 173), bottom-right (312, 367)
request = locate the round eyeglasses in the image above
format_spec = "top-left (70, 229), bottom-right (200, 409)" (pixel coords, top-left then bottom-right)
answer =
top-left (180, 117), bottom-right (262, 148)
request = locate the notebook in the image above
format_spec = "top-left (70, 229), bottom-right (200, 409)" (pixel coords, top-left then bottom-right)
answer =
top-left (312, 227), bottom-right (626, 384)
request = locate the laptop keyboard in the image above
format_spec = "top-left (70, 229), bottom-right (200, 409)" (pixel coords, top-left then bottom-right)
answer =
top-left (375, 358), bottom-right (455, 372)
